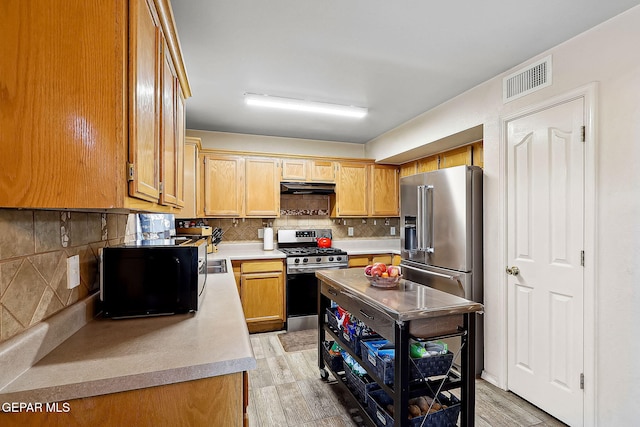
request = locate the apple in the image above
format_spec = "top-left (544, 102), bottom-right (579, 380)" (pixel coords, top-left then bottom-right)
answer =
top-left (364, 265), bottom-right (373, 276)
top-left (370, 265), bottom-right (384, 277)
top-left (372, 262), bottom-right (387, 273)
top-left (388, 266), bottom-right (399, 277)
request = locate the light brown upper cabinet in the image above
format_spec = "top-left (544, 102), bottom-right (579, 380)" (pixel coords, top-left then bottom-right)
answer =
top-left (175, 137), bottom-right (202, 219)
top-left (281, 158), bottom-right (308, 181)
top-left (333, 162), bottom-right (370, 216)
top-left (399, 141), bottom-right (484, 178)
top-left (203, 154), bottom-right (245, 217)
top-left (244, 157), bottom-right (280, 217)
top-left (440, 145), bottom-right (473, 169)
top-left (332, 162), bottom-right (399, 217)
top-left (370, 164), bottom-right (400, 217)
top-left (281, 158), bottom-right (336, 182)
top-left (0, 0), bottom-right (190, 210)
top-left (131, 0), bottom-right (188, 209)
top-left (309, 160), bottom-right (336, 182)
top-left (202, 154), bottom-right (280, 218)
top-left (158, 37), bottom-right (183, 207)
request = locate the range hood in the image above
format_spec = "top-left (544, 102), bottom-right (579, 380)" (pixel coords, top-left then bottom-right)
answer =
top-left (280, 182), bottom-right (336, 195)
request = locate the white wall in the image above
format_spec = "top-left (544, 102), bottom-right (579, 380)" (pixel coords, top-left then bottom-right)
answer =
top-left (187, 129), bottom-right (367, 158)
top-left (367, 6), bottom-right (640, 425)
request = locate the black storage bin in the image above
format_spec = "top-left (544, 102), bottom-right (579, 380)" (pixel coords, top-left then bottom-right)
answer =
top-left (367, 388), bottom-right (461, 427)
top-left (321, 341), bottom-right (344, 373)
top-left (343, 360), bottom-right (379, 405)
top-left (360, 339), bottom-right (454, 385)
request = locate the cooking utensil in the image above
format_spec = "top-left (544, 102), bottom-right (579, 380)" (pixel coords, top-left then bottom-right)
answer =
top-left (212, 227), bottom-right (224, 245)
top-left (316, 237), bottom-right (332, 248)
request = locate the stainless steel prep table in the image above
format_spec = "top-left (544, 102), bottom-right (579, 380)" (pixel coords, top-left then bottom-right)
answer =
top-left (316, 268), bottom-right (483, 427)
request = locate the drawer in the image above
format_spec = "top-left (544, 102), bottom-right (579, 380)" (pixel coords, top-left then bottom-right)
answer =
top-left (240, 260), bottom-right (284, 274)
top-left (321, 281), bottom-right (395, 341)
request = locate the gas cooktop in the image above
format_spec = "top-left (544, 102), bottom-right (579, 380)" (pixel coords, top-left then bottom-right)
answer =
top-left (279, 247), bottom-right (347, 256)
top-left (277, 229), bottom-right (348, 273)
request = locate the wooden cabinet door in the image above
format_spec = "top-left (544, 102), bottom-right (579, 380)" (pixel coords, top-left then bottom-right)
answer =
top-left (309, 160), bottom-right (336, 182)
top-left (175, 89), bottom-right (186, 207)
top-left (0, 0), bottom-right (126, 209)
top-left (440, 145), bottom-right (473, 168)
top-left (129, 0), bottom-right (161, 203)
top-left (159, 37), bottom-right (178, 206)
top-left (175, 138), bottom-right (199, 218)
top-left (281, 158), bottom-right (307, 181)
top-left (203, 155), bottom-right (244, 216)
top-left (399, 161), bottom-right (417, 178)
top-left (335, 162), bottom-right (369, 216)
top-left (417, 155), bottom-right (439, 173)
top-left (240, 271), bottom-right (284, 325)
top-left (348, 255), bottom-right (370, 268)
top-left (245, 157), bottom-right (280, 217)
top-left (370, 164), bottom-right (399, 217)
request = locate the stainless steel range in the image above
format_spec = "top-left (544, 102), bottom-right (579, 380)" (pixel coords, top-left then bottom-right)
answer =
top-left (278, 229), bottom-right (348, 331)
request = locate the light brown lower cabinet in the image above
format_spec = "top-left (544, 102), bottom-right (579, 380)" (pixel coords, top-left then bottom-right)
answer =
top-left (233, 259), bottom-right (285, 333)
top-left (347, 254), bottom-right (401, 268)
top-left (1, 372), bottom-right (248, 427)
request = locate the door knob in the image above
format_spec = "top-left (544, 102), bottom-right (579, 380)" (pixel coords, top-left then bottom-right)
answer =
top-left (506, 266), bottom-right (520, 276)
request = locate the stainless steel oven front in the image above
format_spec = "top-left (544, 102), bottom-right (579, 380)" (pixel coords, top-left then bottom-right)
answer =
top-left (278, 229), bottom-right (348, 332)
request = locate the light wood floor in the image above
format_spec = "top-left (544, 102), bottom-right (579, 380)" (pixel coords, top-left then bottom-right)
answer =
top-left (248, 331), bottom-right (567, 427)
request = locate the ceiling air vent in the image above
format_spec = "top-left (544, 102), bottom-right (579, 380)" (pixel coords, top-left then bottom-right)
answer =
top-left (503, 55), bottom-right (552, 103)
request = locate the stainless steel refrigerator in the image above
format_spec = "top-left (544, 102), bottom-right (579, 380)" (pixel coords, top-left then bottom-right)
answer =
top-left (400, 165), bottom-right (483, 375)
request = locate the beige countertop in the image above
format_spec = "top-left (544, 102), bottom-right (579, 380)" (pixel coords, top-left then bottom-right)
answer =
top-left (0, 239), bottom-right (400, 405)
top-left (0, 267), bottom-right (255, 404)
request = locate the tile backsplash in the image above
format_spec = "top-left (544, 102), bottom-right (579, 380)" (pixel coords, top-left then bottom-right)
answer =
top-left (0, 200), bottom-right (397, 344)
top-left (198, 217), bottom-right (400, 243)
top-left (188, 194), bottom-right (400, 243)
top-left (0, 209), bottom-right (130, 343)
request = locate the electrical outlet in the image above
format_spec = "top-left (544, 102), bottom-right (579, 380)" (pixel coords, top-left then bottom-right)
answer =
top-left (348, 227), bottom-right (354, 236)
top-left (258, 228), bottom-right (264, 238)
top-left (390, 227), bottom-right (396, 236)
top-left (67, 255), bottom-right (80, 289)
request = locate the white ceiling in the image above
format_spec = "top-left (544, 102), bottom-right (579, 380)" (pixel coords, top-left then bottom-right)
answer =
top-left (172, 0), bottom-right (640, 144)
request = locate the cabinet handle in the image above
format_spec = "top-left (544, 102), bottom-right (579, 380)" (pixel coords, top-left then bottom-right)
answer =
top-left (327, 287), bottom-right (338, 296)
top-left (359, 309), bottom-right (374, 320)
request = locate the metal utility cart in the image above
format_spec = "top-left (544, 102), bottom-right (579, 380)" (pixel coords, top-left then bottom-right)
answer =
top-left (316, 268), bottom-right (483, 427)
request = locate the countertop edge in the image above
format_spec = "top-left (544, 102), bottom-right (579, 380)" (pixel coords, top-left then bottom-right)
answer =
top-left (0, 357), bottom-right (257, 405)
top-left (0, 269), bottom-right (255, 404)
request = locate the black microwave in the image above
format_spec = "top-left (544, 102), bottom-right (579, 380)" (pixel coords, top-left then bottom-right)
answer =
top-left (101, 239), bottom-right (207, 318)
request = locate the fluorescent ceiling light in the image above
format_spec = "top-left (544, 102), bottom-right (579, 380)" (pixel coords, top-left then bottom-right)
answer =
top-left (244, 93), bottom-right (367, 118)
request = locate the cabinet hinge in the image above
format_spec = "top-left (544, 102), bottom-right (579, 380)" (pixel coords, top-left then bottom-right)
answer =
top-left (159, 182), bottom-right (164, 194)
top-left (580, 250), bottom-right (585, 267)
top-left (127, 163), bottom-right (134, 181)
top-left (580, 373), bottom-right (584, 389)
top-left (581, 126), bottom-right (586, 142)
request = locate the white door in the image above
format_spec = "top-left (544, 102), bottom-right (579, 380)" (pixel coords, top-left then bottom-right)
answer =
top-left (506, 97), bottom-right (584, 426)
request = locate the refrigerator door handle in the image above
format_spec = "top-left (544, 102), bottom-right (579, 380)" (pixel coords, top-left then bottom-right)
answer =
top-left (425, 185), bottom-right (434, 253)
top-left (417, 186), bottom-right (424, 250)
top-left (401, 262), bottom-right (463, 285)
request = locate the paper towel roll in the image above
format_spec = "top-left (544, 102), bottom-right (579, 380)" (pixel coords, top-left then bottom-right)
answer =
top-left (263, 227), bottom-right (274, 251)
